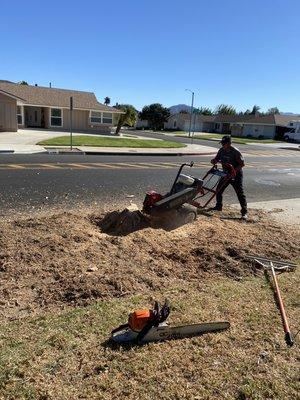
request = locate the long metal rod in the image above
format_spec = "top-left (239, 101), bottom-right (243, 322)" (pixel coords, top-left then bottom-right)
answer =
top-left (270, 262), bottom-right (294, 346)
top-left (70, 96), bottom-right (73, 151)
top-left (169, 162), bottom-right (193, 195)
top-left (186, 90), bottom-right (194, 138)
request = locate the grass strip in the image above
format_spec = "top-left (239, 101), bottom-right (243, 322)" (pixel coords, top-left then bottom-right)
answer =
top-left (38, 136), bottom-right (186, 148)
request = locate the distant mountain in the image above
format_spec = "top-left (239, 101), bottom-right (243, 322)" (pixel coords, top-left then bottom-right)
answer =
top-left (280, 112), bottom-right (300, 116)
top-left (169, 104), bottom-right (191, 114)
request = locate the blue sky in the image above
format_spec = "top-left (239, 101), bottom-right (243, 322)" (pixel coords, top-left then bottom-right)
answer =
top-left (1, 0), bottom-right (299, 112)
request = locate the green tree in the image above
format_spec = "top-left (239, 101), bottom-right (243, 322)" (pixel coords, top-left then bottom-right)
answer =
top-left (139, 103), bottom-right (170, 130)
top-left (18, 81), bottom-right (28, 85)
top-left (267, 107), bottom-right (280, 115)
top-left (215, 104), bottom-right (237, 115)
top-left (250, 105), bottom-right (260, 115)
top-left (114, 104), bottom-right (138, 135)
top-left (196, 107), bottom-right (213, 115)
top-left (104, 96), bottom-right (111, 106)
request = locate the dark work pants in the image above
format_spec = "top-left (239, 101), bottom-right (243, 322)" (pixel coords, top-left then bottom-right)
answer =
top-left (216, 171), bottom-right (247, 215)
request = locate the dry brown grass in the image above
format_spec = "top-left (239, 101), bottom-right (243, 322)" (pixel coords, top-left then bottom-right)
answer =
top-left (0, 208), bottom-right (299, 399)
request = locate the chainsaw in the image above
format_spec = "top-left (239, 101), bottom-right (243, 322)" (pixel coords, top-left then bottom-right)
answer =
top-left (111, 300), bottom-right (230, 343)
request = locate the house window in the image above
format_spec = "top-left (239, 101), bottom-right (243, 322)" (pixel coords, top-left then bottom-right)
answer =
top-left (173, 120), bottom-right (177, 128)
top-left (17, 106), bottom-right (23, 125)
top-left (90, 111), bottom-right (102, 124)
top-left (215, 123), bottom-right (220, 130)
top-left (102, 112), bottom-right (113, 124)
top-left (50, 108), bottom-right (62, 127)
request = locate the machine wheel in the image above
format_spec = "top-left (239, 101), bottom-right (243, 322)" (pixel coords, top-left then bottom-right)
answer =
top-left (178, 205), bottom-right (197, 224)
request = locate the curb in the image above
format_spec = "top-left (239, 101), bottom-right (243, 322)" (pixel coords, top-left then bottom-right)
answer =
top-left (46, 148), bottom-right (82, 155)
top-left (83, 150), bottom-right (216, 156)
top-left (45, 149), bottom-right (215, 156)
top-left (280, 147), bottom-right (300, 151)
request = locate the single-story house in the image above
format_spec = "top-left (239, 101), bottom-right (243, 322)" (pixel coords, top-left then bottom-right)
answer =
top-left (0, 80), bottom-right (123, 133)
top-left (165, 113), bottom-right (300, 139)
top-left (135, 119), bottom-right (149, 129)
top-left (164, 113), bottom-right (214, 132)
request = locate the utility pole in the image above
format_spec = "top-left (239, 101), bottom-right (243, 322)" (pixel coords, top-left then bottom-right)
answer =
top-left (185, 89), bottom-right (194, 138)
top-left (70, 97), bottom-right (73, 151)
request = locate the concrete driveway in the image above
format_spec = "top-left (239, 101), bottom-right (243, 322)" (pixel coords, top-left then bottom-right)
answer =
top-left (0, 129), bottom-right (115, 154)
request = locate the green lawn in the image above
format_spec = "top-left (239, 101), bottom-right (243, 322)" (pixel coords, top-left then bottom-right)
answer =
top-left (175, 133), bottom-right (281, 144)
top-left (1, 274), bottom-right (299, 399)
top-left (38, 135), bottom-right (186, 148)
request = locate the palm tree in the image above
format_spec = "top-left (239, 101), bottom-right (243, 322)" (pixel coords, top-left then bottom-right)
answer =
top-left (250, 105), bottom-right (260, 115)
top-left (104, 96), bottom-right (111, 106)
top-left (215, 104), bottom-right (237, 115)
top-left (197, 107), bottom-right (213, 115)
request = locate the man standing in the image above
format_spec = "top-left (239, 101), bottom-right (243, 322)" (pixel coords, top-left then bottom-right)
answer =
top-left (210, 135), bottom-right (248, 219)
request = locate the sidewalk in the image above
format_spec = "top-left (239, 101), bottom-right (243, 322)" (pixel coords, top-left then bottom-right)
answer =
top-left (160, 131), bottom-right (300, 149)
top-left (0, 129), bottom-right (216, 155)
top-left (73, 142), bottom-right (215, 155)
top-left (234, 198), bottom-right (300, 228)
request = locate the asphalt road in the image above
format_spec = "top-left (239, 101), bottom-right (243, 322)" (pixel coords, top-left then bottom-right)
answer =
top-left (0, 148), bottom-right (299, 215)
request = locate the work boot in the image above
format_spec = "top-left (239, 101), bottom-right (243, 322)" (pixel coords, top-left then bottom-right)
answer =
top-left (209, 205), bottom-right (222, 212)
top-left (241, 213), bottom-right (248, 220)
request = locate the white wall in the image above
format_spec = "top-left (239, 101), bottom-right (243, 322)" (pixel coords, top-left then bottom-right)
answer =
top-left (243, 124), bottom-right (275, 138)
top-left (136, 119), bottom-right (149, 128)
top-left (183, 120), bottom-right (204, 132)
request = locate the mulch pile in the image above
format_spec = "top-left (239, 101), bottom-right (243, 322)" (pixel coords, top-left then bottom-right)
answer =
top-left (95, 209), bottom-right (151, 235)
top-left (0, 208), bottom-right (299, 320)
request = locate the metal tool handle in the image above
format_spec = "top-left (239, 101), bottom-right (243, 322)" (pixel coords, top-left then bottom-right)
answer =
top-left (170, 162), bottom-right (194, 194)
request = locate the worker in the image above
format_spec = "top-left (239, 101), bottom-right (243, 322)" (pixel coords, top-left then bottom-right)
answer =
top-left (210, 135), bottom-right (248, 220)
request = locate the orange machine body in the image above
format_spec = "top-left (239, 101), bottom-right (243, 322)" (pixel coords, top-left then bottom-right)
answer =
top-left (128, 309), bottom-right (154, 332)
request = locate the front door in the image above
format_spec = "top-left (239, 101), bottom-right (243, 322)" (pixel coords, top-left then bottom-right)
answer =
top-left (25, 107), bottom-right (42, 128)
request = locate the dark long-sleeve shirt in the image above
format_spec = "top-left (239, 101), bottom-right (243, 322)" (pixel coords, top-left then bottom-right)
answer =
top-left (214, 146), bottom-right (245, 170)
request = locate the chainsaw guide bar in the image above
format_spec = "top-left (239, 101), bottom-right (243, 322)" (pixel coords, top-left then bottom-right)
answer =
top-left (111, 321), bottom-right (230, 343)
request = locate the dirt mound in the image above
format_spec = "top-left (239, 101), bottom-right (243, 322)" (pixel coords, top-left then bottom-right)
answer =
top-left (94, 207), bottom-right (197, 235)
top-left (0, 208), bottom-right (299, 320)
top-left (95, 209), bottom-right (150, 235)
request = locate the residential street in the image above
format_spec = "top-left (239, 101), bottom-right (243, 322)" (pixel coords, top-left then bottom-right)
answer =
top-left (0, 149), bottom-right (299, 215)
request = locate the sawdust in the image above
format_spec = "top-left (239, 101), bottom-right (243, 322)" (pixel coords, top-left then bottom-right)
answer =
top-left (0, 208), bottom-right (299, 320)
top-left (95, 207), bottom-right (197, 235)
top-left (95, 209), bottom-right (150, 235)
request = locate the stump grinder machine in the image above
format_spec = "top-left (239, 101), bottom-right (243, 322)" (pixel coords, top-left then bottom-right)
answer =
top-left (142, 161), bottom-right (235, 220)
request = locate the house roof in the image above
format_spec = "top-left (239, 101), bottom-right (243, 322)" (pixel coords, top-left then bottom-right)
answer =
top-left (0, 80), bottom-right (121, 113)
top-left (0, 88), bottom-right (26, 102)
top-left (168, 113), bottom-right (300, 126)
top-left (274, 114), bottom-right (300, 126)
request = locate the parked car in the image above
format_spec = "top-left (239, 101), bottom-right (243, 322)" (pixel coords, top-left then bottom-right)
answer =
top-left (284, 128), bottom-right (300, 142)
top-left (284, 121), bottom-right (300, 142)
